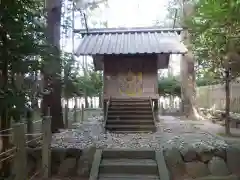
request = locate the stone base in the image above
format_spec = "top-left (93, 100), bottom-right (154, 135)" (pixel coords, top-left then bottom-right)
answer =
top-left (14, 146), bottom-right (96, 179)
top-left (163, 144), bottom-right (240, 180)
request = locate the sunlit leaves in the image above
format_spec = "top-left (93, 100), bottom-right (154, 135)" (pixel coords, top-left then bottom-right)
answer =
top-left (187, 0), bottom-right (240, 81)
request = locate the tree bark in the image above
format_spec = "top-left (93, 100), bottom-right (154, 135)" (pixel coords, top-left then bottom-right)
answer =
top-left (224, 68), bottom-right (231, 135)
top-left (180, 0), bottom-right (198, 119)
top-left (42, 0), bottom-right (64, 133)
top-left (0, 29), bottom-right (11, 177)
top-left (84, 94), bottom-right (89, 108)
top-left (98, 93), bottom-right (102, 108)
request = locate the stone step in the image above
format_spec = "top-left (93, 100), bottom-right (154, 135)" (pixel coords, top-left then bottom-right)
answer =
top-left (105, 124), bottom-right (156, 131)
top-left (99, 159), bottom-right (158, 175)
top-left (108, 110), bottom-right (152, 114)
top-left (106, 119), bottom-right (154, 125)
top-left (98, 174), bottom-right (160, 180)
top-left (102, 150), bottom-right (155, 159)
top-left (105, 130), bottom-right (155, 133)
top-left (108, 115), bottom-right (153, 120)
top-left (109, 107), bottom-right (152, 111)
top-left (111, 99), bottom-right (150, 102)
top-left (111, 102), bottom-right (150, 106)
top-left (110, 103), bottom-right (150, 107)
top-left (195, 175), bottom-right (239, 180)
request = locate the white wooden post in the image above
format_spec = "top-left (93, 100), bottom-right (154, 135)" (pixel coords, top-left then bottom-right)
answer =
top-left (42, 108), bottom-right (51, 178)
top-left (160, 102), bottom-right (164, 115)
top-left (13, 123), bottom-right (27, 180)
top-left (81, 104), bottom-right (84, 122)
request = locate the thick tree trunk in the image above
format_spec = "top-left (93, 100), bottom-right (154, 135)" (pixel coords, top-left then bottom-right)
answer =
top-left (84, 94), bottom-right (89, 108)
top-left (90, 97), bottom-right (93, 108)
top-left (0, 30), bottom-right (11, 177)
top-left (180, 0), bottom-right (198, 119)
top-left (225, 69), bottom-right (231, 135)
top-left (180, 54), bottom-right (197, 118)
top-left (98, 93), bottom-right (103, 108)
top-left (42, 0), bottom-right (64, 132)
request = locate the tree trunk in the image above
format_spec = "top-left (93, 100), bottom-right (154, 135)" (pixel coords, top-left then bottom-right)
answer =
top-left (0, 111), bottom-right (11, 177)
top-left (42, 0), bottom-right (64, 132)
top-left (180, 0), bottom-right (197, 119)
top-left (169, 95), bottom-right (174, 109)
top-left (0, 31), bottom-right (11, 177)
top-left (225, 68), bottom-right (231, 135)
top-left (98, 93), bottom-right (102, 108)
top-left (84, 94), bottom-right (89, 108)
top-left (90, 97), bottom-right (93, 108)
top-left (64, 100), bottom-right (69, 128)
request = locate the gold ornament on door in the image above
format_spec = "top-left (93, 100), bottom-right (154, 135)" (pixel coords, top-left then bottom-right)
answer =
top-left (119, 70), bottom-right (143, 96)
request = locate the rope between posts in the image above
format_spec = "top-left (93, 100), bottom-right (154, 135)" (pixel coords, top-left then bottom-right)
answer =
top-left (0, 154), bottom-right (15, 163)
top-left (29, 169), bottom-right (42, 180)
top-left (25, 133), bottom-right (43, 136)
top-left (29, 165), bottom-right (48, 180)
top-left (0, 134), bottom-right (12, 137)
top-left (0, 128), bottom-right (13, 133)
top-left (32, 119), bottom-right (42, 124)
top-left (0, 147), bottom-right (16, 157)
top-left (26, 136), bottom-right (42, 144)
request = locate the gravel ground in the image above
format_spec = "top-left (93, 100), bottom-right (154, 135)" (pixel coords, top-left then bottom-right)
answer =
top-left (51, 115), bottom-right (229, 150)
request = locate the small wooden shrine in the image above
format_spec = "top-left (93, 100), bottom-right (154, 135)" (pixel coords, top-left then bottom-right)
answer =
top-left (76, 27), bottom-right (187, 112)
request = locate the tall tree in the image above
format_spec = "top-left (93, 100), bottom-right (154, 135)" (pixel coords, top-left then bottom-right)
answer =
top-left (180, 0), bottom-right (197, 118)
top-left (0, 0), bottom-right (47, 176)
top-left (187, 0), bottom-right (240, 134)
top-left (42, 0), bottom-right (64, 132)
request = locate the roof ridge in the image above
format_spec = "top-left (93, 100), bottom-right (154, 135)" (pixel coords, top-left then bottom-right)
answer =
top-left (74, 27), bottom-right (183, 35)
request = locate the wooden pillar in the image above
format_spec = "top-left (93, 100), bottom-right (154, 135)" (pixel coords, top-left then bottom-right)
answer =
top-left (13, 123), bottom-right (27, 180)
top-left (80, 104), bottom-right (84, 122)
top-left (42, 108), bottom-right (52, 178)
top-left (154, 100), bottom-right (159, 111)
top-left (103, 100), bottom-right (107, 118)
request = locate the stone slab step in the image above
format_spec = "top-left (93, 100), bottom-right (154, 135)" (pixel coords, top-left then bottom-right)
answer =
top-left (102, 150), bottom-right (155, 159)
top-left (109, 107), bottom-right (152, 110)
top-left (108, 110), bottom-right (152, 114)
top-left (111, 99), bottom-right (150, 102)
top-left (106, 120), bottom-right (154, 125)
top-left (108, 114), bottom-right (153, 119)
top-left (98, 174), bottom-right (160, 180)
top-left (105, 124), bottom-right (156, 131)
top-left (99, 159), bottom-right (158, 175)
top-left (195, 175), bottom-right (238, 180)
top-left (111, 102), bottom-right (150, 105)
top-left (110, 104), bottom-right (150, 107)
top-left (105, 130), bottom-right (156, 133)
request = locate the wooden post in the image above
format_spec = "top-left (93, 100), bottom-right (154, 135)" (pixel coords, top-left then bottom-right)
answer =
top-left (103, 100), bottom-right (107, 118)
top-left (160, 102), bottom-right (164, 115)
top-left (42, 108), bottom-right (52, 178)
top-left (73, 104), bottom-right (77, 123)
top-left (13, 123), bottom-right (27, 180)
top-left (80, 104), bottom-right (84, 122)
top-left (64, 104), bottom-right (68, 128)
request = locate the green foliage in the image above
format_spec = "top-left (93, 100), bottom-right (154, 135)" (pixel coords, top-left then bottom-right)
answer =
top-left (158, 76), bottom-right (181, 96)
top-left (0, 0), bottom-right (48, 120)
top-left (186, 0), bottom-right (240, 80)
top-left (62, 52), bottom-right (83, 98)
top-left (62, 55), bottom-right (103, 99)
top-left (76, 67), bottom-right (103, 97)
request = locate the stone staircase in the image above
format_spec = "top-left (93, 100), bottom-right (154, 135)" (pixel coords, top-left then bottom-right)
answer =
top-left (105, 98), bottom-right (156, 132)
top-left (97, 150), bottom-right (160, 180)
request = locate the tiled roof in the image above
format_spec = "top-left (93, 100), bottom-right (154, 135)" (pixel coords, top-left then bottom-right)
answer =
top-left (75, 27), bottom-right (187, 56)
